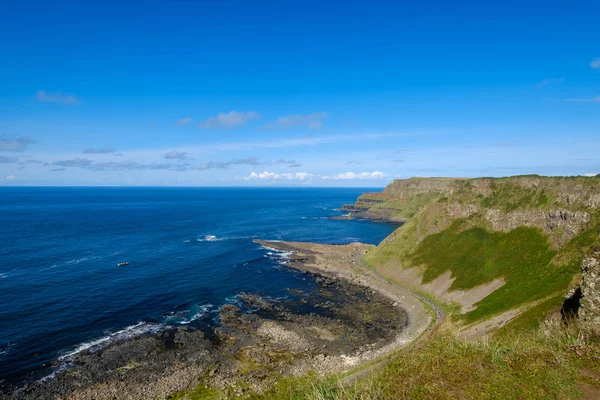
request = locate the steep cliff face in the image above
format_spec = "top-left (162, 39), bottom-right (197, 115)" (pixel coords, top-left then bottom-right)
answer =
top-left (355, 175), bottom-right (600, 324)
top-left (351, 176), bottom-right (600, 247)
top-left (579, 247), bottom-right (600, 327)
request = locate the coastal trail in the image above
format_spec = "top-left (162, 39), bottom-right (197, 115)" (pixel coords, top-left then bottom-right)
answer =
top-left (254, 239), bottom-right (446, 384)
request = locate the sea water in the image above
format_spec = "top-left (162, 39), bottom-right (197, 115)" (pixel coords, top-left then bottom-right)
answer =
top-left (0, 187), bottom-right (397, 385)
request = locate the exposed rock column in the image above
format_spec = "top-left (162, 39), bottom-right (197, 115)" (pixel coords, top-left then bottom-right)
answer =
top-left (579, 247), bottom-right (600, 327)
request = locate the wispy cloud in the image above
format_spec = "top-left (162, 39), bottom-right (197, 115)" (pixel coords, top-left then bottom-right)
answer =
top-left (49, 168), bottom-right (66, 172)
top-left (565, 95), bottom-right (600, 103)
top-left (264, 112), bottom-right (328, 130)
top-left (49, 156), bottom-right (269, 172)
top-left (0, 156), bottom-right (18, 163)
top-left (52, 158), bottom-right (94, 168)
top-left (0, 136), bottom-right (36, 152)
top-left (164, 151), bottom-right (189, 160)
top-left (36, 90), bottom-right (79, 104)
top-left (591, 57), bottom-right (600, 70)
top-left (393, 159), bottom-right (404, 163)
top-left (5, 175), bottom-right (16, 181)
top-left (83, 147), bottom-right (116, 154)
top-left (195, 157), bottom-right (263, 170)
top-left (176, 117), bottom-right (192, 125)
top-left (201, 111), bottom-right (260, 129)
top-left (345, 160), bottom-right (363, 165)
top-left (535, 77), bottom-right (565, 88)
top-left (275, 158), bottom-right (298, 165)
top-left (492, 142), bottom-right (517, 147)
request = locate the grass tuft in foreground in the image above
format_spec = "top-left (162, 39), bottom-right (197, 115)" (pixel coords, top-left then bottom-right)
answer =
top-left (250, 322), bottom-right (600, 400)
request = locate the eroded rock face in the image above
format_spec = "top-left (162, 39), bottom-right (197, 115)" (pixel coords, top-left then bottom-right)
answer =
top-left (579, 248), bottom-right (600, 327)
top-left (484, 208), bottom-right (591, 248)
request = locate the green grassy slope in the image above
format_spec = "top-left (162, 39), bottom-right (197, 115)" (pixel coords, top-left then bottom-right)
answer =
top-left (251, 325), bottom-right (600, 400)
top-left (363, 175), bottom-right (600, 323)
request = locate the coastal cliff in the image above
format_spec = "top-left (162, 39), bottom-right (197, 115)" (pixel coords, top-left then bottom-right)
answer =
top-left (350, 175), bottom-right (600, 328)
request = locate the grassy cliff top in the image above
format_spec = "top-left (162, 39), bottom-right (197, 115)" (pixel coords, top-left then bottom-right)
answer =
top-left (360, 175), bottom-right (600, 324)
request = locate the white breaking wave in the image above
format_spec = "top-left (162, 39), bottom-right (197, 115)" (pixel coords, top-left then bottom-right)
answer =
top-left (200, 235), bottom-right (218, 241)
top-left (258, 244), bottom-right (293, 265)
top-left (58, 322), bottom-right (163, 362)
top-left (193, 234), bottom-right (251, 242)
top-left (39, 321), bottom-right (164, 383)
top-left (178, 304), bottom-right (215, 325)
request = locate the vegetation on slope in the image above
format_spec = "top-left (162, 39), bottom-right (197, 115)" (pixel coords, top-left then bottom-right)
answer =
top-left (367, 192), bottom-right (441, 220)
top-left (249, 323), bottom-right (600, 400)
top-left (408, 221), bottom-right (586, 322)
top-left (170, 176), bottom-right (600, 400)
top-left (363, 176), bottom-right (600, 323)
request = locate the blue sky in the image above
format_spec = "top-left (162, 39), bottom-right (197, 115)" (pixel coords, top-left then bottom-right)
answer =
top-left (0, 0), bottom-right (599, 186)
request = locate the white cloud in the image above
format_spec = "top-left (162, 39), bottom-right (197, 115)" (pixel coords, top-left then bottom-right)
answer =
top-left (325, 171), bottom-right (389, 180)
top-left (241, 171), bottom-right (314, 181)
top-left (242, 170), bottom-right (387, 182)
top-left (535, 77), bottom-right (564, 88)
top-left (265, 112), bottom-right (328, 130)
top-left (591, 57), bottom-right (600, 70)
top-left (294, 172), bottom-right (313, 181)
top-left (565, 95), bottom-right (600, 103)
top-left (5, 175), bottom-right (16, 181)
top-left (201, 111), bottom-right (260, 129)
top-left (176, 117), bottom-right (192, 125)
top-left (36, 90), bottom-right (79, 104)
top-left (584, 173), bottom-right (598, 177)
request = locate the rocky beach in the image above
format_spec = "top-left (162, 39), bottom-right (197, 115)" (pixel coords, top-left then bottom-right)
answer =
top-left (5, 239), bottom-right (429, 399)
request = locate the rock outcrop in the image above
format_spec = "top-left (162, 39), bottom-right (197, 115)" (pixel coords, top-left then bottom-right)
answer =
top-left (344, 176), bottom-right (600, 248)
top-left (579, 247), bottom-right (600, 327)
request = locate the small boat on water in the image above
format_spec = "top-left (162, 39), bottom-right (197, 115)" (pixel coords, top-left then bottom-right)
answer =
top-left (117, 261), bottom-right (129, 267)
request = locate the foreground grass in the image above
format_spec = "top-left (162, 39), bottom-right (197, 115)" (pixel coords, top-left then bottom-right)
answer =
top-left (250, 323), bottom-right (600, 400)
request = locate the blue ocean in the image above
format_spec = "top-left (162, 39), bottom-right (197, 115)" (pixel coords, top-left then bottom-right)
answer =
top-left (0, 187), bottom-right (397, 385)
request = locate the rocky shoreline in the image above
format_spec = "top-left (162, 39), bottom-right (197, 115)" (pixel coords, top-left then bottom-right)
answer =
top-left (3, 240), bottom-right (426, 400)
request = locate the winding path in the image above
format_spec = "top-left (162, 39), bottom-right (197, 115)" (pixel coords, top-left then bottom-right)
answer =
top-left (338, 252), bottom-right (446, 384)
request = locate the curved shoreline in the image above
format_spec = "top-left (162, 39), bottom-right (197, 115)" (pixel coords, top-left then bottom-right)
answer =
top-left (254, 239), bottom-right (434, 369)
top-left (7, 241), bottom-right (414, 399)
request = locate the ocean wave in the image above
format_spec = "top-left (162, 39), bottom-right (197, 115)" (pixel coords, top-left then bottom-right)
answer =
top-left (0, 342), bottom-right (12, 357)
top-left (197, 235), bottom-right (218, 242)
top-left (164, 304), bottom-right (215, 325)
top-left (0, 272), bottom-right (7, 279)
top-left (57, 322), bottom-right (163, 362)
top-left (258, 244), bottom-right (293, 265)
top-left (191, 234), bottom-right (252, 242)
top-left (38, 321), bottom-right (164, 383)
top-left (41, 256), bottom-right (97, 272)
top-left (224, 294), bottom-right (242, 306)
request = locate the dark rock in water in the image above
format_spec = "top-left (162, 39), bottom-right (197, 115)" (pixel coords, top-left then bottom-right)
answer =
top-left (238, 293), bottom-right (274, 310)
top-left (9, 270), bottom-right (409, 399)
top-left (220, 304), bottom-right (242, 323)
top-left (316, 277), bottom-right (337, 288)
